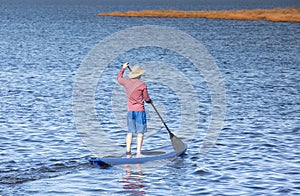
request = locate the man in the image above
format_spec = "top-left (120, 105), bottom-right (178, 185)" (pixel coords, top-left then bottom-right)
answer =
top-left (117, 62), bottom-right (152, 158)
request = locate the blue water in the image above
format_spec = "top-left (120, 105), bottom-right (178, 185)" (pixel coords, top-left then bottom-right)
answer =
top-left (1, 0), bottom-right (300, 195)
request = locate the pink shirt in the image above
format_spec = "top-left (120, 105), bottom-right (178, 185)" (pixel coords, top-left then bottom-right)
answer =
top-left (117, 68), bottom-right (151, 111)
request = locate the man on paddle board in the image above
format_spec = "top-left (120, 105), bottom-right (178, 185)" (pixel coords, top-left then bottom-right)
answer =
top-left (117, 62), bottom-right (152, 158)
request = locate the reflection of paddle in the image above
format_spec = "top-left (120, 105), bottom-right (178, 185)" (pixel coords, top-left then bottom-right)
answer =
top-left (128, 66), bottom-right (185, 153)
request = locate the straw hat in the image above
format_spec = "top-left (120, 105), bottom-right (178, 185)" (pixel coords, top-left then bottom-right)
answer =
top-left (128, 65), bottom-right (146, 78)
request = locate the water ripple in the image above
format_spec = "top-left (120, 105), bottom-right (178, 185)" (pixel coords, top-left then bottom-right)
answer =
top-left (1, 0), bottom-right (299, 195)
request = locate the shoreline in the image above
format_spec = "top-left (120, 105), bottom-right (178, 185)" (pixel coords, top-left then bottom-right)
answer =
top-left (98, 8), bottom-right (300, 22)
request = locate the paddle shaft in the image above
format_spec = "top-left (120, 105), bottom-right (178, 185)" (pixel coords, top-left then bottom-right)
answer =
top-left (150, 102), bottom-right (172, 135)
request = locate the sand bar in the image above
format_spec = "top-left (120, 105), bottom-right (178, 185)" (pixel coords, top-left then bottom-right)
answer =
top-left (98, 8), bottom-right (300, 22)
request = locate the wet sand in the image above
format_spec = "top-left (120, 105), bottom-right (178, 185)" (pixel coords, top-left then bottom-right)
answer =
top-left (98, 8), bottom-right (300, 22)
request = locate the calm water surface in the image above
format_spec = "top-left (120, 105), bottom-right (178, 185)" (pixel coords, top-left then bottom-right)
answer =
top-left (0, 0), bottom-right (299, 195)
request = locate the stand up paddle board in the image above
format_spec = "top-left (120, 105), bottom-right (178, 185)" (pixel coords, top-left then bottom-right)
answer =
top-left (88, 144), bottom-right (187, 166)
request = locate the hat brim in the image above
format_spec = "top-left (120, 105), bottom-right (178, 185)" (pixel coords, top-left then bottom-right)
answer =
top-left (128, 70), bottom-right (145, 78)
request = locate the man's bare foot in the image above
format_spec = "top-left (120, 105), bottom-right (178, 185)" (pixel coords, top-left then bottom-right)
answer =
top-left (126, 151), bottom-right (132, 158)
top-left (135, 153), bottom-right (144, 158)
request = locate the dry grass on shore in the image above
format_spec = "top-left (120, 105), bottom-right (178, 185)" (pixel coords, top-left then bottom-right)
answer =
top-left (98, 8), bottom-right (300, 22)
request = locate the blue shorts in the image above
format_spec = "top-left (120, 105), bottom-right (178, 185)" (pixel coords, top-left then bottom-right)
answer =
top-left (127, 111), bottom-right (147, 134)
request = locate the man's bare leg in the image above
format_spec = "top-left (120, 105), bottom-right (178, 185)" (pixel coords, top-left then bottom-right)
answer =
top-left (136, 133), bottom-right (144, 157)
top-left (126, 133), bottom-right (133, 158)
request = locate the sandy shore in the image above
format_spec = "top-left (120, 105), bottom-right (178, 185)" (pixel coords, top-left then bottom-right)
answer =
top-left (98, 8), bottom-right (300, 22)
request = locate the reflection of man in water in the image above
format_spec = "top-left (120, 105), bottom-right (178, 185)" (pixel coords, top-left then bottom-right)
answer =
top-left (122, 164), bottom-right (145, 195)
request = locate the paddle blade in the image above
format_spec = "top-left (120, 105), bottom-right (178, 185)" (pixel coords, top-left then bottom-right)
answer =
top-left (170, 133), bottom-right (186, 153)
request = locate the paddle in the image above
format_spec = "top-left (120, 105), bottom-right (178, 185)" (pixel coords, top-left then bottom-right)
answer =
top-left (127, 66), bottom-right (185, 153)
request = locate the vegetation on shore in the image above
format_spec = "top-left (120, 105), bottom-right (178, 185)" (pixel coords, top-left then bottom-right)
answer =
top-left (98, 8), bottom-right (300, 22)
